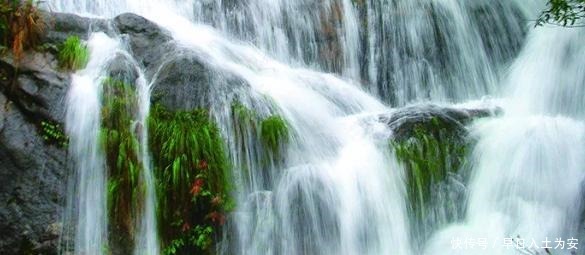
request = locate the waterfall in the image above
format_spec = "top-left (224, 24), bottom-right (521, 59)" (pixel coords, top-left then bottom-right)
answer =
top-left (64, 33), bottom-right (121, 255)
top-left (47, 0), bottom-right (585, 254)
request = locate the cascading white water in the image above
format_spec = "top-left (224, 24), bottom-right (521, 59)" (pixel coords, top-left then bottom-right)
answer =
top-left (64, 33), bottom-right (121, 255)
top-left (424, 5), bottom-right (585, 254)
top-left (134, 60), bottom-right (160, 255)
top-left (48, 0), bottom-right (585, 254)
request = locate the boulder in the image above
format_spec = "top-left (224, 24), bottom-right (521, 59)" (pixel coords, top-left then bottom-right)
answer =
top-left (42, 12), bottom-right (111, 45)
top-left (380, 103), bottom-right (499, 142)
top-left (113, 13), bottom-right (173, 71)
top-left (149, 49), bottom-right (247, 111)
top-left (379, 103), bottom-right (499, 244)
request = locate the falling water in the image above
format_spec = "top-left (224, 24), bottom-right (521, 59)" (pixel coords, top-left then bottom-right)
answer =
top-left (64, 33), bottom-right (121, 255)
top-left (134, 59), bottom-right (161, 255)
top-left (47, 0), bottom-right (585, 254)
top-left (424, 4), bottom-right (585, 254)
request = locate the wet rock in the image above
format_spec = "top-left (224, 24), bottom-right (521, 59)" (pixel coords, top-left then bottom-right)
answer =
top-left (380, 103), bottom-right (499, 244)
top-left (150, 49), bottom-right (247, 111)
top-left (113, 13), bottom-right (173, 70)
top-left (43, 12), bottom-right (111, 45)
top-left (380, 103), bottom-right (499, 142)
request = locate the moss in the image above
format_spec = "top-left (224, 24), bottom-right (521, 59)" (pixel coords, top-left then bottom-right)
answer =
top-left (58, 36), bottom-right (89, 71)
top-left (40, 120), bottom-right (68, 148)
top-left (260, 115), bottom-right (290, 156)
top-left (100, 78), bottom-right (141, 250)
top-left (391, 117), bottom-right (468, 234)
top-left (148, 103), bottom-right (232, 254)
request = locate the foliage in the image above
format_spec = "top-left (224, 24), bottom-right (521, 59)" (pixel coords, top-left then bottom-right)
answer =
top-left (0, 0), bottom-right (45, 61)
top-left (231, 101), bottom-right (258, 128)
top-left (538, 0), bottom-right (585, 26)
top-left (149, 104), bottom-right (232, 254)
top-left (391, 117), bottom-right (468, 222)
top-left (260, 115), bottom-right (290, 156)
top-left (40, 120), bottom-right (68, 148)
top-left (58, 36), bottom-right (89, 71)
top-left (100, 77), bottom-right (141, 244)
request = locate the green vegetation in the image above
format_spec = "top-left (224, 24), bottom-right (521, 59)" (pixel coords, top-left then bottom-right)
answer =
top-left (0, 0), bottom-right (44, 61)
top-left (391, 117), bottom-right (468, 223)
top-left (58, 36), bottom-right (90, 71)
top-left (40, 120), bottom-right (68, 148)
top-left (99, 77), bottom-right (141, 249)
top-left (538, 0), bottom-right (585, 26)
top-left (149, 103), bottom-right (232, 254)
top-left (260, 115), bottom-right (290, 156)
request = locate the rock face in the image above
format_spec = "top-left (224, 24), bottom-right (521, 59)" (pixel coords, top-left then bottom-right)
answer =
top-left (0, 51), bottom-right (70, 254)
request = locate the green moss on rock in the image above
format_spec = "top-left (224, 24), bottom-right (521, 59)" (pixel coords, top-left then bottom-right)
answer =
top-left (260, 115), bottom-right (290, 156)
top-left (99, 77), bottom-right (141, 253)
top-left (391, 116), bottom-right (469, 239)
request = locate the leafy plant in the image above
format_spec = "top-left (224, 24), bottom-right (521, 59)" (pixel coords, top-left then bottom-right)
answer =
top-left (100, 77), bottom-right (141, 249)
top-left (40, 120), bottom-right (68, 148)
top-left (0, 0), bottom-right (45, 61)
top-left (149, 104), bottom-right (232, 254)
top-left (58, 36), bottom-right (89, 70)
top-left (538, 0), bottom-right (585, 26)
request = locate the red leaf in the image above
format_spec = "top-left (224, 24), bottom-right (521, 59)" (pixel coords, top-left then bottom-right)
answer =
top-left (198, 160), bottom-right (208, 170)
top-left (190, 179), bottom-right (205, 196)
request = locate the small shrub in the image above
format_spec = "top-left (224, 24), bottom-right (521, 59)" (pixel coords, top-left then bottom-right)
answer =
top-left (58, 36), bottom-right (89, 70)
top-left (149, 104), bottom-right (232, 254)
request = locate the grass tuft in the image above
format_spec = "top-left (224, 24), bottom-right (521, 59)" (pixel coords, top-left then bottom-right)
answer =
top-left (58, 36), bottom-right (89, 71)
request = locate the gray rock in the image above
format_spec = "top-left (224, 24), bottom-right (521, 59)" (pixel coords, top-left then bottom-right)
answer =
top-left (0, 92), bottom-right (68, 255)
top-left (380, 104), bottom-right (500, 141)
top-left (0, 38), bottom-right (70, 255)
top-left (0, 51), bottom-right (69, 123)
top-left (113, 13), bottom-right (173, 70)
top-left (150, 49), bottom-right (247, 111)
top-left (43, 12), bottom-right (111, 45)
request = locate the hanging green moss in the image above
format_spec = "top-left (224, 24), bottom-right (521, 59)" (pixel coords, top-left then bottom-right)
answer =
top-left (149, 103), bottom-right (232, 255)
top-left (231, 101), bottom-right (258, 127)
top-left (391, 117), bottom-right (468, 224)
top-left (100, 77), bottom-right (141, 251)
top-left (260, 115), bottom-right (290, 156)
